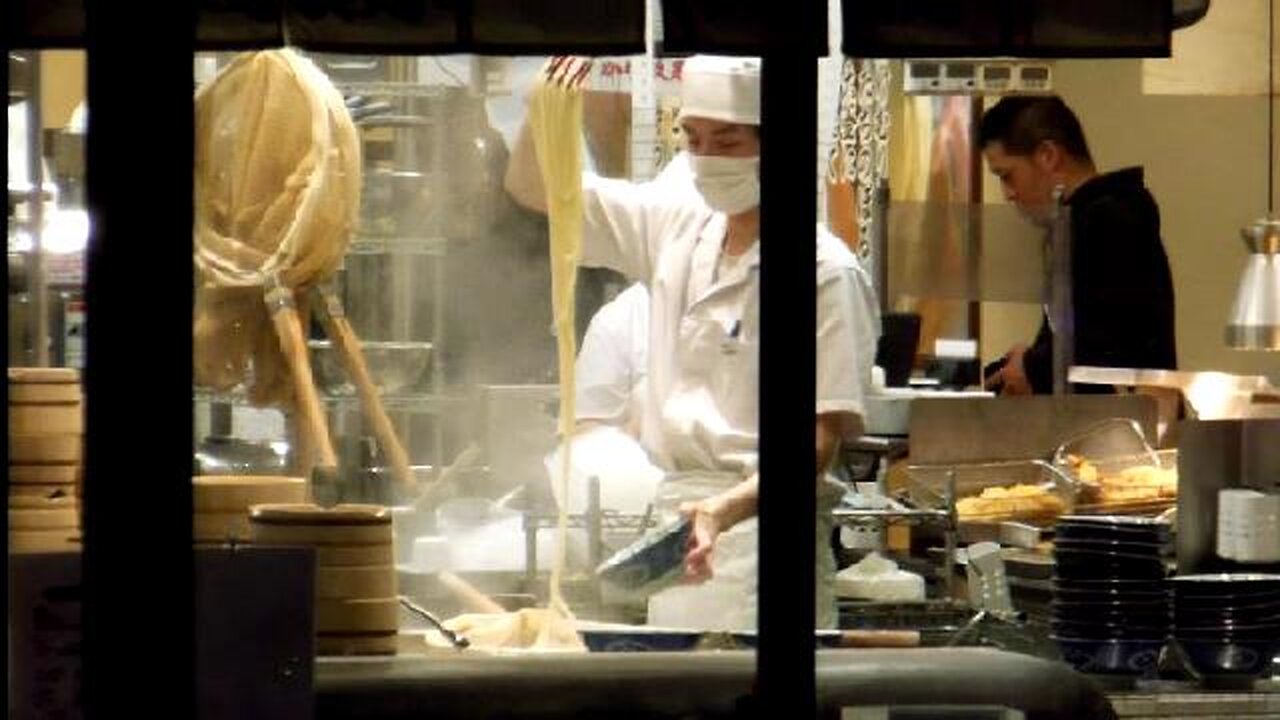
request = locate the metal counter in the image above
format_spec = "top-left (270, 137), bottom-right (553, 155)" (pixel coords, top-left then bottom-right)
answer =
top-left (314, 647), bottom-right (1116, 719)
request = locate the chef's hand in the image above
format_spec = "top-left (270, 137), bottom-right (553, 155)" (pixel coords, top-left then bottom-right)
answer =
top-left (677, 474), bottom-right (760, 584)
top-left (678, 497), bottom-right (724, 584)
top-left (988, 344), bottom-right (1033, 396)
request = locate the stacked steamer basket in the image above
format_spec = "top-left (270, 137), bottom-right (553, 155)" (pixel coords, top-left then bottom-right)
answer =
top-left (1050, 515), bottom-right (1173, 676)
top-left (9, 368), bottom-right (83, 553)
top-left (192, 476), bottom-right (307, 543)
top-left (249, 504), bottom-right (398, 655)
top-left (1170, 573), bottom-right (1280, 680)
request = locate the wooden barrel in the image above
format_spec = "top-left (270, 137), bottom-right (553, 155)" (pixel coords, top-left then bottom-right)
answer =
top-left (249, 503), bottom-right (398, 655)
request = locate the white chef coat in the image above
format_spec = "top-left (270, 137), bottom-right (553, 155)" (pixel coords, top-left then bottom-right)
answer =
top-left (574, 282), bottom-right (650, 433)
top-left (579, 171), bottom-right (880, 476)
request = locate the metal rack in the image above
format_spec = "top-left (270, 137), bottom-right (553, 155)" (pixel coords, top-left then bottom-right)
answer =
top-left (519, 477), bottom-right (659, 605)
top-left (831, 468), bottom-right (963, 600)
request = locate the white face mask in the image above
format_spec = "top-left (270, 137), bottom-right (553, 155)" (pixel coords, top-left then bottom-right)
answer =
top-left (689, 155), bottom-right (760, 215)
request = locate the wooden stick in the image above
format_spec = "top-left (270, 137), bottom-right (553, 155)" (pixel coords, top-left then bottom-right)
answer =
top-left (314, 285), bottom-right (416, 495)
top-left (835, 629), bottom-right (921, 648)
top-left (265, 280), bottom-right (337, 479)
top-left (438, 571), bottom-right (506, 615)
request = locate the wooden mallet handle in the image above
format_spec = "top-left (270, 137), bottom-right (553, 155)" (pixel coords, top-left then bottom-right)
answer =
top-left (265, 279), bottom-right (337, 475)
top-left (314, 284), bottom-right (416, 495)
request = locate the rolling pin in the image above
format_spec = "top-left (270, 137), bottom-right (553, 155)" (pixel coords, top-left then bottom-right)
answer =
top-left (437, 571), bottom-right (506, 615)
top-left (833, 629), bottom-right (922, 648)
top-left (313, 282), bottom-right (415, 495)
top-left (264, 276), bottom-right (337, 475)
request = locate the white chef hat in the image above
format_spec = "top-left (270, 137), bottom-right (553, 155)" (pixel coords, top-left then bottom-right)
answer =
top-left (678, 55), bottom-right (761, 126)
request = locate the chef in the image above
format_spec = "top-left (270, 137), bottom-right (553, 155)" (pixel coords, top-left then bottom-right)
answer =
top-left (506, 55), bottom-right (880, 630)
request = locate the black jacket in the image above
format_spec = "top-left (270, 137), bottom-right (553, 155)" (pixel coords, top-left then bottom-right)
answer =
top-left (1023, 167), bottom-right (1177, 393)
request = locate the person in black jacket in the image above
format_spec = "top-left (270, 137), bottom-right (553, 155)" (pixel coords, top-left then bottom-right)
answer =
top-left (978, 95), bottom-right (1176, 394)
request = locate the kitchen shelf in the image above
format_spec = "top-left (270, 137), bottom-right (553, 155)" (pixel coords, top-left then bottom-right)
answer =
top-left (832, 494), bottom-right (962, 600)
top-left (522, 511), bottom-right (656, 534)
top-left (833, 507), bottom-right (953, 527)
top-left (335, 81), bottom-right (446, 98)
top-left (194, 387), bottom-right (466, 414)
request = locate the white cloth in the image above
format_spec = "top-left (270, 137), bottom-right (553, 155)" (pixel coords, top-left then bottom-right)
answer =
top-left (544, 424), bottom-right (664, 517)
top-left (574, 282), bottom-right (650, 431)
top-left (645, 471), bottom-right (840, 630)
top-left (579, 172), bottom-right (880, 475)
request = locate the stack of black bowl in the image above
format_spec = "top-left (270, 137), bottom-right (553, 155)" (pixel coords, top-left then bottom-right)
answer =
top-left (1050, 515), bottom-right (1173, 676)
top-left (1171, 573), bottom-right (1280, 680)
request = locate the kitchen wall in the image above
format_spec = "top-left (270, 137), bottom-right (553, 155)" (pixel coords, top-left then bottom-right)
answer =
top-left (1049, 58), bottom-right (1277, 383)
top-left (38, 51), bottom-right (84, 130)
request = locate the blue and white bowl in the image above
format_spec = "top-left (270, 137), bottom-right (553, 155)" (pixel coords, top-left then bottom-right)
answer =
top-left (596, 518), bottom-right (691, 592)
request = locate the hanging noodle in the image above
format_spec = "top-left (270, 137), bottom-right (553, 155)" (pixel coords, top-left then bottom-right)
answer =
top-left (439, 61), bottom-right (590, 654)
top-left (528, 60), bottom-right (587, 626)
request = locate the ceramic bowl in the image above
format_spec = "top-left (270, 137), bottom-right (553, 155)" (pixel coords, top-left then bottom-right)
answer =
top-left (1052, 636), bottom-right (1166, 676)
top-left (596, 518), bottom-right (691, 592)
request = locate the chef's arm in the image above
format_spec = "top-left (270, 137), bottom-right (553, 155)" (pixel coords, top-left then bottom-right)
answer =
top-left (705, 414), bottom-right (844, 527)
top-left (504, 120), bottom-right (547, 214)
top-left (504, 90), bottom-right (629, 215)
top-left (703, 414), bottom-right (847, 528)
top-left (681, 414), bottom-right (848, 581)
top-left (816, 412), bottom-right (848, 475)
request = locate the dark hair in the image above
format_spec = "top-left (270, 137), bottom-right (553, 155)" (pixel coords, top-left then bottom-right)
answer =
top-left (978, 95), bottom-right (1092, 163)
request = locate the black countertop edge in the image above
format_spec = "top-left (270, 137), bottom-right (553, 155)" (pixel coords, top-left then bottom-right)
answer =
top-left (314, 647), bottom-right (1116, 720)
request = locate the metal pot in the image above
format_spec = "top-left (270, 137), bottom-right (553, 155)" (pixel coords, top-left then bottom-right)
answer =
top-left (358, 167), bottom-right (441, 239)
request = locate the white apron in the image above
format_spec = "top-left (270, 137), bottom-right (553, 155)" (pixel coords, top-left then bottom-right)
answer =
top-left (645, 471), bottom-right (840, 631)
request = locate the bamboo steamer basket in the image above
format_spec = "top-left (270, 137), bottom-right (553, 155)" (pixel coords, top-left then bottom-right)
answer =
top-left (8, 483), bottom-right (79, 498)
top-left (9, 494), bottom-right (78, 511)
top-left (315, 564), bottom-right (397, 599)
top-left (10, 463), bottom-right (80, 485)
top-left (315, 597), bottom-right (399, 633)
top-left (9, 494), bottom-right (80, 554)
top-left (9, 506), bottom-right (79, 530)
top-left (9, 404), bottom-right (83, 435)
top-left (312, 543), bottom-right (395, 566)
top-left (9, 383), bottom-right (82, 404)
top-left (192, 476), bottom-right (306, 542)
top-left (10, 367), bottom-right (84, 435)
top-left (9, 529), bottom-right (81, 553)
top-left (192, 475), bottom-right (307, 512)
top-left (9, 435), bottom-right (82, 464)
top-left (193, 511), bottom-right (254, 542)
top-left (249, 503), bottom-right (398, 654)
top-left (8, 367), bottom-right (80, 384)
top-left (316, 632), bottom-right (398, 656)
top-left (248, 503), bottom-right (394, 546)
